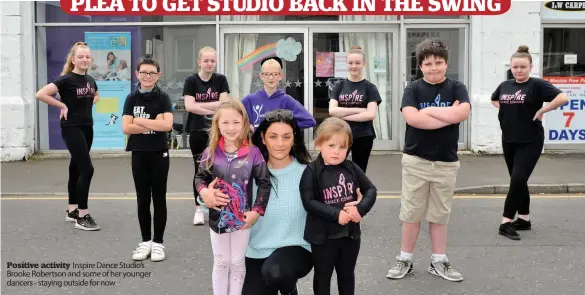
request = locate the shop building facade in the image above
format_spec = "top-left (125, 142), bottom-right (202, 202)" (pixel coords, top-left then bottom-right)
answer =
top-left (1, 0), bottom-right (584, 161)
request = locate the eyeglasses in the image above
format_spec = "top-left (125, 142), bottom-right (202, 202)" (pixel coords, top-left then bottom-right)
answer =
top-left (261, 72), bottom-right (281, 78)
top-left (265, 109), bottom-right (294, 122)
top-left (139, 72), bottom-right (159, 77)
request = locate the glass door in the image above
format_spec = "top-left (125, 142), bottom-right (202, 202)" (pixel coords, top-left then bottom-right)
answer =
top-left (219, 25), bottom-right (310, 143)
top-left (399, 24), bottom-right (469, 150)
top-left (308, 26), bottom-right (400, 151)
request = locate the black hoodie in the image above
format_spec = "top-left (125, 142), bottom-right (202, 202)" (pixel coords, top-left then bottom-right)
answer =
top-left (299, 154), bottom-right (377, 245)
top-left (122, 85), bottom-right (172, 152)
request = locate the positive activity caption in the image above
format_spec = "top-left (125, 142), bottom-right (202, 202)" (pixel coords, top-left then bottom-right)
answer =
top-left (61, 0), bottom-right (511, 16)
top-left (5, 262), bottom-right (150, 289)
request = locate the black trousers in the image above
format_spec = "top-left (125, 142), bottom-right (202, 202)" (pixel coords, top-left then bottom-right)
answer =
top-left (311, 237), bottom-right (361, 295)
top-left (348, 136), bottom-right (374, 173)
top-left (132, 151), bottom-right (170, 244)
top-left (189, 130), bottom-right (209, 205)
top-left (61, 126), bottom-right (94, 210)
top-left (242, 246), bottom-right (313, 295)
top-left (502, 139), bottom-right (544, 220)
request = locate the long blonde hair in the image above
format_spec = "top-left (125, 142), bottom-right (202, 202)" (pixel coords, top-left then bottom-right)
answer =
top-left (61, 41), bottom-right (90, 76)
top-left (203, 97), bottom-right (252, 170)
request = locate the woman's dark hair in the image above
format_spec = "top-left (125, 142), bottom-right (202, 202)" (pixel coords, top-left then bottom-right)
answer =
top-left (252, 110), bottom-right (312, 165)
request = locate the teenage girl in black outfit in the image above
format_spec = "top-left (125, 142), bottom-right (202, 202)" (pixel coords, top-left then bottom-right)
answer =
top-left (491, 45), bottom-right (569, 240)
top-left (122, 56), bottom-right (173, 262)
top-left (35, 41), bottom-right (100, 231)
top-left (182, 46), bottom-right (230, 226)
top-left (328, 45), bottom-right (382, 173)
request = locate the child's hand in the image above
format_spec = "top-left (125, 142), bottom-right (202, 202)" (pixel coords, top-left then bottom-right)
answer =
top-left (242, 211), bottom-right (261, 229)
top-left (338, 210), bottom-right (350, 225)
top-left (200, 177), bottom-right (230, 210)
top-left (344, 206), bottom-right (362, 223)
top-left (343, 188), bottom-right (363, 210)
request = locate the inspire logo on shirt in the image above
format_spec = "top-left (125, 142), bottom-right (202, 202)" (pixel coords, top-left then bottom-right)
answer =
top-left (419, 94), bottom-right (452, 109)
top-left (500, 90), bottom-right (526, 104)
top-left (338, 90), bottom-right (364, 106)
top-left (322, 174), bottom-right (355, 205)
top-left (76, 82), bottom-right (96, 98)
top-left (195, 88), bottom-right (219, 102)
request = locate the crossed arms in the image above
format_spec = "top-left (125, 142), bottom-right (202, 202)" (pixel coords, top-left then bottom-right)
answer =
top-left (402, 101), bottom-right (471, 130)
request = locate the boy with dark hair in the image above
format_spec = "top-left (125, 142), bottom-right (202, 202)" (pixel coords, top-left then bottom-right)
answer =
top-left (386, 39), bottom-right (470, 282)
top-left (122, 55), bottom-right (173, 262)
top-left (242, 56), bottom-right (316, 132)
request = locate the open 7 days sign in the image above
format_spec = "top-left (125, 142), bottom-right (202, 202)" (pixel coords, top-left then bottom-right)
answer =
top-left (543, 76), bottom-right (585, 144)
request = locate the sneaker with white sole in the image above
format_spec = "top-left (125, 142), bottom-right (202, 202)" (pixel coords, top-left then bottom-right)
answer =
top-left (386, 257), bottom-right (414, 279)
top-left (428, 258), bottom-right (463, 282)
top-left (193, 209), bottom-right (205, 225)
top-left (75, 214), bottom-right (100, 231)
top-left (132, 241), bottom-right (152, 261)
top-left (151, 242), bottom-right (165, 262)
top-left (66, 209), bottom-right (79, 222)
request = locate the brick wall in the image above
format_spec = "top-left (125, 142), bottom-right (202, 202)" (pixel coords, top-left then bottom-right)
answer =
top-left (1, 1), bottom-right (34, 162)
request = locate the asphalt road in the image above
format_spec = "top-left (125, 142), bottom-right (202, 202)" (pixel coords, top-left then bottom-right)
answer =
top-left (2, 194), bottom-right (585, 295)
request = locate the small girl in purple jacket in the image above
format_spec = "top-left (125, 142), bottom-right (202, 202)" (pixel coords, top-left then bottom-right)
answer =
top-left (195, 97), bottom-right (271, 295)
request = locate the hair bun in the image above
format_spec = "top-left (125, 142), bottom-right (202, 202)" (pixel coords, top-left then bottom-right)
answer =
top-left (351, 45), bottom-right (362, 50)
top-left (517, 45), bottom-right (530, 53)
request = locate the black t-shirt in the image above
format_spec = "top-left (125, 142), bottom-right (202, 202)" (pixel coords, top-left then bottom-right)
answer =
top-left (491, 78), bottom-right (562, 143)
top-left (318, 164), bottom-right (358, 239)
top-left (330, 79), bottom-right (382, 139)
top-left (53, 72), bottom-right (98, 127)
top-left (182, 73), bottom-right (230, 132)
top-left (122, 87), bottom-right (173, 152)
top-left (401, 78), bottom-right (470, 162)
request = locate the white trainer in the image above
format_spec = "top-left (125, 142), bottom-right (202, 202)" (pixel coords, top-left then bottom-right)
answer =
top-left (151, 242), bottom-right (165, 262)
top-left (193, 208), bottom-right (205, 226)
top-left (132, 241), bottom-right (152, 261)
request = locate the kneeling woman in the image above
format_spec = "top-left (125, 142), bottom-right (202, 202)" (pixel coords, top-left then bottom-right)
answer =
top-left (242, 109), bottom-right (313, 295)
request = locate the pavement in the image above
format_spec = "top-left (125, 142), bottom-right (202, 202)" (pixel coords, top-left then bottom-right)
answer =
top-left (2, 153), bottom-right (585, 294)
top-left (1, 152), bottom-right (584, 196)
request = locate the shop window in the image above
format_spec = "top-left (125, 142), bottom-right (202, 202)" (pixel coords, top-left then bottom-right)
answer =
top-left (543, 28), bottom-right (585, 77)
top-left (35, 1), bottom-right (216, 23)
top-left (36, 25), bottom-right (216, 151)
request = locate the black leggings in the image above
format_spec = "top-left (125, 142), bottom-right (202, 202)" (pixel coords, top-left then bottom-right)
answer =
top-left (348, 136), bottom-right (374, 173)
top-left (502, 139), bottom-right (544, 220)
top-left (242, 246), bottom-right (313, 295)
top-left (132, 151), bottom-right (170, 244)
top-left (61, 126), bottom-right (94, 210)
top-left (311, 237), bottom-right (361, 295)
top-left (189, 130), bottom-right (209, 205)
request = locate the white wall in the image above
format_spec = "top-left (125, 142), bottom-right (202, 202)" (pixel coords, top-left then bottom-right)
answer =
top-left (1, 1), bottom-right (36, 162)
top-left (469, 1), bottom-right (542, 153)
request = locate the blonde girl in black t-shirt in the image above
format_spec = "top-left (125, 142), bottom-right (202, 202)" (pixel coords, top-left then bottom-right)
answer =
top-left (491, 45), bottom-right (569, 240)
top-left (328, 46), bottom-right (382, 173)
top-left (182, 46), bottom-right (231, 226)
top-left (35, 41), bottom-right (100, 231)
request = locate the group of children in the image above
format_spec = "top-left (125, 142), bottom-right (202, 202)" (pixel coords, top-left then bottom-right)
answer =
top-left (34, 36), bottom-right (569, 294)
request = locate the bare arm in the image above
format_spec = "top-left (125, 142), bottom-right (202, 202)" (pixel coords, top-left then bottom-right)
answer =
top-left (328, 99), bottom-right (366, 117)
top-left (421, 102), bottom-right (471, 124)
top-left (93, 91), bottom-right (100, 104)
top-left (541, 93), bottom-right (570, 113)
top-left (122, 115), bottom-right (151, 134)
top-left (341, 102), bottom-right (378, 122)
top-left (35, 83), bottom-right (67, 109)
top-left (184, 95), bottom-right (215, 115)
top-left (402, 106), bottom-right (451, 130)
top-left (134, 112), bottom-right (174, 132)
top-left (219, 91), bottom-right (229, 101)
top-left (491, 101), bottom-right (500, 108)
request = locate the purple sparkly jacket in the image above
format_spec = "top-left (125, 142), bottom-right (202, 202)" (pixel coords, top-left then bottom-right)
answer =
top-left (195, 137), bottom-right (271, 234)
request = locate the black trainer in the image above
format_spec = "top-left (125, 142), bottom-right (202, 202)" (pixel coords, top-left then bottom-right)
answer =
top-left (66, 209), bottom-right (79, 222)
top-left (499, 222), bottom-right (520, 240)
top-left (511, 218), bottom-right (531, 231)
top-left (75, 214), bottom-right (100, 231)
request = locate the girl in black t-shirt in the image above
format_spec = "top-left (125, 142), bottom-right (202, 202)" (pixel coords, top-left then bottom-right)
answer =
top-left (122, 56), bottom-right (174, 262)
top-left (328, 45), bottom-right (382, 173)
top-left (182, 46), bottom-right (231, 226)
top-left (491, 45), bottom-right (569, 241)
top-left (35, 41), bottom-right (100, 231)
top-left (300, 117), bottom-right (377, 295)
